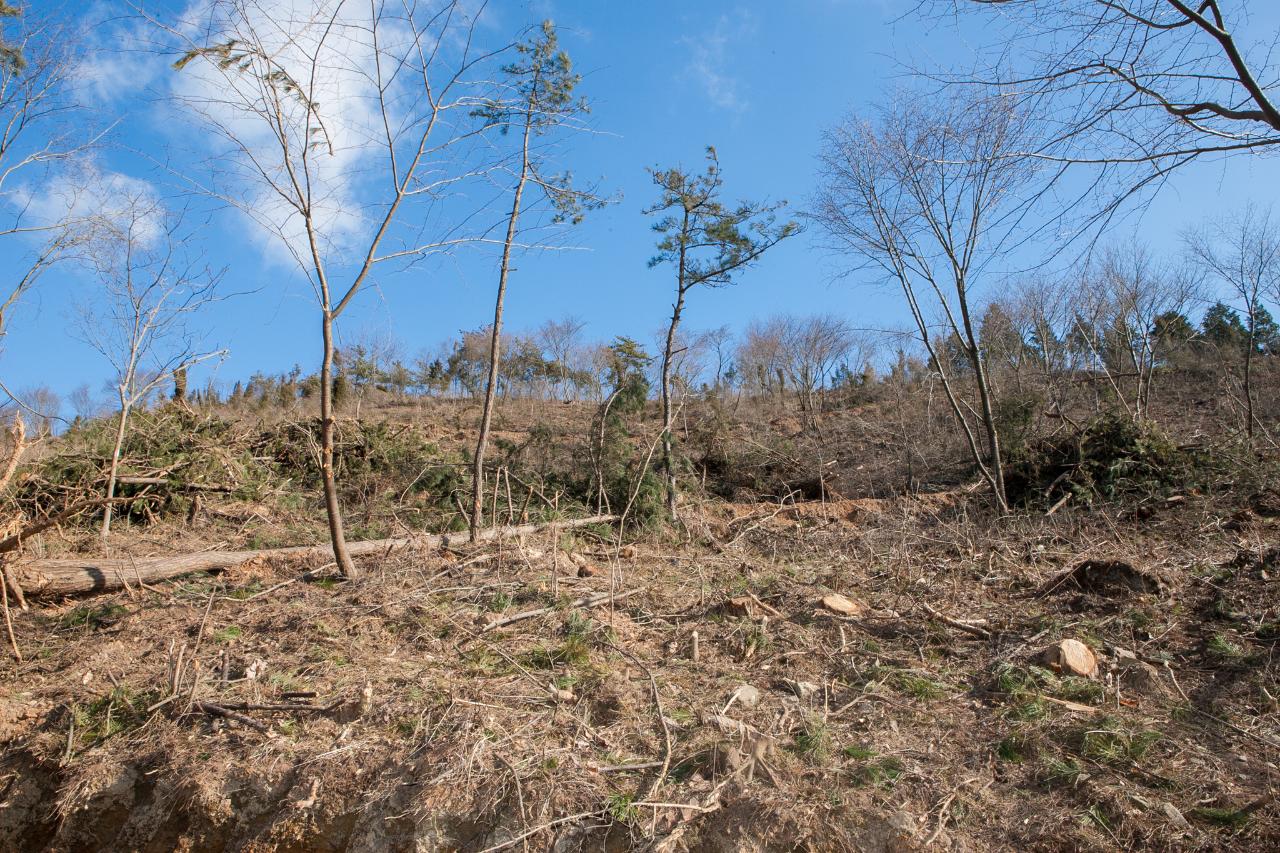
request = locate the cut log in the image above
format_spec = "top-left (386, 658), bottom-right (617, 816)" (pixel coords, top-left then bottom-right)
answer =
top-left (13, 515), bottom-right (617, 600)
top-left (115, 476), bottom-right (235, 493)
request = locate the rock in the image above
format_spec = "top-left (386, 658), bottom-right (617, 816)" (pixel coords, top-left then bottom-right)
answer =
top-left (730, 684), bottom-right (762, 709)
top-left (1043, 639), bottom-right (1098, 677)
top-left (619, 544), bottom-right (637, 559)
top-left (576, 562), bottom-right (601, 578)
top-left (1163, 802), bottom-right (1190, 830)
top-left (777, 679), bottom-right (820, 701)
top-left (821, 593), bottom-right (867, 617)
top-left (549, 685), bottom-right (575, 703)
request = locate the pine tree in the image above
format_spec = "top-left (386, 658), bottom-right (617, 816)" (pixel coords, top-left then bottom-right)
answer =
top-left (645, 147), bottom-right (797, 520)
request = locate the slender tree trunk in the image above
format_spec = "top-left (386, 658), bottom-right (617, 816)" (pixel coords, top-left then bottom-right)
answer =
top-left (956, 281), bottom-right (1008, 512)
top-left (471, 121), bottom-right (532, 541)
top-left (1244, 316), bottom-right (1256, 445)
top-left (661, 270), bottom-right (688, 522)
top-left (319, 309), bottom-right (358, 579)
top-left (100, 393), bottom-right (131, 543)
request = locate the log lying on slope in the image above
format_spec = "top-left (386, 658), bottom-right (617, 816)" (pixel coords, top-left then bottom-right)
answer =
top-left (115, 476), bottom-right (235, 493)
top-left (13, 515), bottom-right (616, 600)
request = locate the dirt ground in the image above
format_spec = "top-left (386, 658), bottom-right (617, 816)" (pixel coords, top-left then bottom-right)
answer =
top-left (2, 490), bottom-right (1279, 851)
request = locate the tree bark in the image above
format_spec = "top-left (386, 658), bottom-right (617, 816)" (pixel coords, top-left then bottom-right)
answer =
top-left (319, 309), bottom-right (358, 578)
top-left (956, 277), bottom-right (1008, 512)
top-left (14, 515), bottom-right (617, 599)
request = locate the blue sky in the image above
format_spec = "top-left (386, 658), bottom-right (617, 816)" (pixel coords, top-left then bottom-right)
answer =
top-left (4, 0), bottom-right (1280, 415)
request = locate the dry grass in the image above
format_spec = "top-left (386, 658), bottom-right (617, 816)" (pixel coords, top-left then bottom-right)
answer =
top-left (2, 487), bottom-right (1278, 850)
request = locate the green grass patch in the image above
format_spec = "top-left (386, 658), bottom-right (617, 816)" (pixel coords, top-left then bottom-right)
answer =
top-left (58, 603), bottom-right (128, 631)
top-left (1190, 806), bottom-right (1251, 829)
top-left (1077, 717), bottom-right (1162, 765)
top-left (791, 715), bottom-right (833, 764)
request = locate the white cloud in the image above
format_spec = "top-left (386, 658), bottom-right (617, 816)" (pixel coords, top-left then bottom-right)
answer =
top-left (681, 11), bottom-right (758, 113)
top-left (166, 0), bottom-right (491, 273)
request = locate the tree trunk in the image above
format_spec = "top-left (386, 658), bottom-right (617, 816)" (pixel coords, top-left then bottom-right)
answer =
top-left (471, 119), bottom-right (532, 542)
top-left (319, 309), bottom-right (358, 579)
top-left (14, 515), bottom-right (617, 599)
top-left (661, 278), bottom-right (688, 523)
top-left (1244, 314), bottom-right (1256, 445)
top-left (956, 282), bottom-right (1008, 512)
top-left (100, 396), bottom-right (131, 543)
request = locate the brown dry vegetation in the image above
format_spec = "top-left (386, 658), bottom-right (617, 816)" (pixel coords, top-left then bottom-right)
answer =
top-left (1, 385), bottom-right (1279, 851)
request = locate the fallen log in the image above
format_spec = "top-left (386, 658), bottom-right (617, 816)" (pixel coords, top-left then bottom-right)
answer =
top-left (13, 515), bottom-right (617, 600)
top-left (116, 476), bottom-right (235, 493)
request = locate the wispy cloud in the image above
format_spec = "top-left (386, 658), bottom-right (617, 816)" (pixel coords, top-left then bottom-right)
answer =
top-left (71, 4), bottom-right (164, 105)
top-left (681, 11), bottom-right (757, 113)
top-left (11, 157), bottom-right (164, 244)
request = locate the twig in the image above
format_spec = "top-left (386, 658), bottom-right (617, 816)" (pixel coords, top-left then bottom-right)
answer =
top-left (1, 566), bottom-right (20, 662)
top-left (610, 642), bottom-right (673, 805)
top-left (481, 587), bottom-right (643, 632)
top-left (918, 599), bottom-right (991, 639)
top-left (475, 810), bottom-right (606, 853)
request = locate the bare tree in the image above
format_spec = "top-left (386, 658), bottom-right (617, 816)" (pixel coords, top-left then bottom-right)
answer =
top-left (813, 90), bottom-right (1042, 511)
top-left (536, 315), bottom-right (586, 400)
top-left (0, 6), bottom-right (100, 352)
top-left (702, 324), bottom-right (735, 393)
top-left (77, 200), bottom-right (225, 543)
top-left (468, 20), bottom-right (604, 540)
top-left (923, 1), bottom-right (1280, 214)
top-left (646, 147), bottom-right (797, 521)
top-left (737, 318), bottom-right (787, 402)
top-left (780, 315), bottom-right (858, 417)
top-left (166, 0), bottom-right (509, 578)
top-left (16, 385), bottom-right (58, 437)
top-left (1070, 243), bottom-right (1201, 422)
top-left (68, 383), bottom-right (101, 421)
top-left (1185, 205), bottom-right (1280, 443)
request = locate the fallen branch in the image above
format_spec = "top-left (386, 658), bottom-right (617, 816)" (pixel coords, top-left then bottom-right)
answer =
top-left (0, 496), bottom-right (132, 555)
top-left (15, 515), bottom-right (617, 600)
top-left (192, 700), bottom-right (269, 732)
top-left (918, 600), bottom-right (992, 639)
